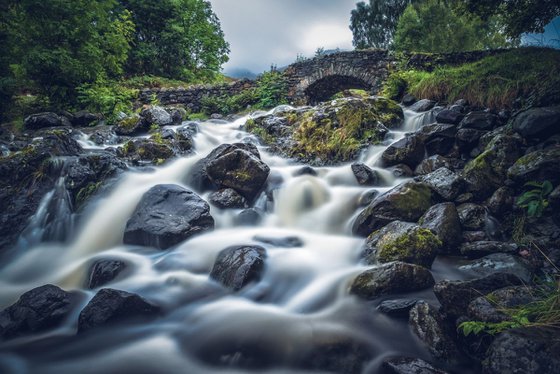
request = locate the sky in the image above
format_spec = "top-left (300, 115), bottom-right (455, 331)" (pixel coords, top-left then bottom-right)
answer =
top-left (209, 0), bottom-right (357, 74)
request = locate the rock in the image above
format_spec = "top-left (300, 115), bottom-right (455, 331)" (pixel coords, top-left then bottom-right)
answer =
top-left (419, 203), bottom-right (462, 255)
top-left (209, 245), bottom-right (267, 291)
top-left (140, 106), bottom-right (173, 127)
top-left (436, 109), bottom-right (465, 125)
top-left (409, 301), bottom-right (461, 362)
top-left (402, 94), bottom-right (417, 106)
top-left (512, 106), bottom-right (560, 138)
top-left (358, 189), bottom-right (379, 206)
top-left (71, 111), bottom-right (102, 127)
top-left (434, 273), bottom-right (524, 318)
top-left (381, 135), bottom-right (425, 168)
top-left (293, 166), bottom-right (317, 177)
top-left (383, 356), bottom-right (449, 374)
top-left (483, 327), bottom-right (560, 374)
top-left (170, 108), bottom-right (187, 124)
top-left (457, 203), bottom-right (487, 230)
top-left (353, 181), bottom-right (434, 236)
top-left (488, 187), bottom-right (514, 216)
top-left (363, 221), bottom-right (441, 268)
top-left (24, 112), bottom-right (71, 130)
top-left (351, 163), bottom-right (378, 185)
top-left (409, 99), bottom-right (436, 112)
top-left (235, 208), bottom-right (263, 226)
top-left (0, 285), bottom-right (76, 339)
top-left (457, 253), bottom-right (533, 283)
top-left (114, 114), bottom-right (148, 136)
top-left (123, 184), bottom-right (214, 250)
top-left (414, 155), bottom-right (452, 175)
top-left (467, 286), bottom-right (535, 323)
top-left (118, 138), bottom-right (175, 164)
top-left (460, 241), bottom-right (518, 259)
top-left (418, 123), bottom-right (457, 156)
top-left (419, 167), bottom-right (463, 201)
top-left (390, 163), bottom-right (414, 178)
top-left (507, 146), bottom-right (560, 184)
top-left (456, 128), bottom-right (486, 153)
top-left (87, 260), bottom-right (127, 289)
top-left (455, 193), bottom-right (474, 204)
top-left (459, 112), bottom-right (498, 130)
top-left (550, 185), bottom-right (560, 209)
top-left (253, 235), bottom-right (303, 248)
top-left (78, 289), bottom-right (159, 333)
top-left (377, 299), bottom-right (419, 318)
top-left (208, 188), bottom-right (248, 209)
top-left (349, 262), bottom-right (434, 300)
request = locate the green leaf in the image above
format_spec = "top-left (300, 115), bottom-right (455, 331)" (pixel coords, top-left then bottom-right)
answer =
top-left (542, 181), bottom-right (553, 196)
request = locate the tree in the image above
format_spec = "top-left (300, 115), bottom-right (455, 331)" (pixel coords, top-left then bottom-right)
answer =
top-left (122, 0), bottom-right (230, 81)
top-left (350, 0), bottom-right (417, 49)
top-left (394, 0), bottom-right (518, 53)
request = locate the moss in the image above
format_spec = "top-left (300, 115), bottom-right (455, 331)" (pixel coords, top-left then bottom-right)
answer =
top-left (76, 181), bottom-right (102, 208)
top-left (377, 227), bottom-right (442, 265)
top-left (118, 116), bottom-right (141, 130)
top-left (391, 183), bottom-right (433, 216)
top-left (464, 150), bottom-right (492, 174)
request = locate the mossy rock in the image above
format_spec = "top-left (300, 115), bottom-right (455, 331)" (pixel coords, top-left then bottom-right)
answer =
top-left (114, 114), bottom-right (148, 136)
top-left (507, 146), bottom-right (560, 184)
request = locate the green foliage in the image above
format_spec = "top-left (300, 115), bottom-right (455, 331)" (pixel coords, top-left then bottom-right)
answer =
top-left (187, 112), bottom-right (209, 121)
top-left (254, 71), bottom-right (288, 110)
top-left (459, 314), bottom-right (530, 336)
top-left (517, 181), bottom-right (553, 218)
top-left (394, 0), bottom-right (517, 53)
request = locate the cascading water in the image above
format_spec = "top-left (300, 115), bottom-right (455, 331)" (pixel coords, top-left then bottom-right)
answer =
top-left (0, 106), bottom-right (467, 374)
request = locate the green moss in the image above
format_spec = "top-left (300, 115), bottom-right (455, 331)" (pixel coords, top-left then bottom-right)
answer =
top-left (464, 150), bottom-right (492, 174)
top-left (76, 181), bottom-right (102, 208)
top-left (119, 116), bottom-right (141, 130)
top-left (377, 227), bottom-right (442, 265)
top-left (391, 183), bottom-right (433, 215)
top-left (187, 112), bottom-right (209, 121)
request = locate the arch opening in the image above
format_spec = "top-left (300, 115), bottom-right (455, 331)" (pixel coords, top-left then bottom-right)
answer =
top-left (304, 75), bottom-right (373, 105)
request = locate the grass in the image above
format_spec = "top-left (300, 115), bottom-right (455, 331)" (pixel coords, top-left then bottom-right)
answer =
top-left (382, 47), bottom-right (560, 109)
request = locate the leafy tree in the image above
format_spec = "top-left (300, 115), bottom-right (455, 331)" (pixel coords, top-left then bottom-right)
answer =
top-left (394, 0), bottom-right (518, 53)
top-left (122, 0), bottom-right (229, 81)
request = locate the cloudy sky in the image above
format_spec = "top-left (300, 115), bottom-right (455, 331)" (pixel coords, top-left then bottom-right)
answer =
top-left (209, 0), bottom-right (357, 74)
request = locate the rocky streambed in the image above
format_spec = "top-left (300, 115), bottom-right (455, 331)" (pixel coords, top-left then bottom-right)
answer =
top-left (0, 96), bottom-right (559, 373)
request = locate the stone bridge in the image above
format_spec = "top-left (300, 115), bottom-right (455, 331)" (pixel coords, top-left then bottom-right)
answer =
top-left (140, 49), bottom-right (507, 109)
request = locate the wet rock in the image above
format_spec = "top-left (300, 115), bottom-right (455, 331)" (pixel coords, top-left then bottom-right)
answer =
top-left (402, 94), bottom-right (417, 106)
top-left (434, 273), bottom-right (524, 318)
top-left (170, 107), bottom-right (187, 124)
top-left (507, 146), bottom-right (560, 184)
top-left (0, 285), bottom-right (76, 339)
top-left (483, 327), bottom-right (560, 374)
top-left (87, 260), bottom-right (127, 289)
top-left (208, 188), bottom-right (248, 209)
top-left (24, 112), bottom-right (71, 130)
top-left (419, 203), bottom-right (462, 255)
top-left (457, 203), bottom-right (486, 230)
top-left (349, 262), bottom-right (434, 300)
top-left (436, 109), bottom-right (465, 125)
top-left (460, 241), bottom-right (518, 259)
top-left (351, 163), bottom-right (378, 186)
top-left (457, 253), bottom-right (533, 283)
top-left (123, 184), bottom-right (214, 250)
top-left (459, 112), bottom-right (498, 131)
top-left (71, 111), bottom-right (102, 127)
top-left (390, 163), bottom-right (414, 178)
top-left (377, 299), bottom-right (419, 318)
top-left (456, 128), bottom-right (486, 153)
top-left (487, 187), bottom-right (514, 216)
top-left (467, 286), bottom-right (535, 323)
top-left (209, 245), bottom-right (267, 291)
top-left (358, 189), bottom-right (379, 206)
top-left (512, 106), bottom-right (560, 139)
top-left (114, 114), bottom-right (148, 136)
top-left (117, 138), bottom-right (175, 164)
top-left (140, 106), bottom-right (173, 127)
top-left (363, 221), bottom-right (441, 268)
top-left (253, 235), bottom-right (303, 248)
top-left (409, 301), bottom-right (461, 362)
top-left (353, 181), bottom-right (434, 236)
top-left (414, 155), bottom-right (452, 175)
top-left (462, 231), bottom-right (487, 242)
top-left (235, 208), bottom-right (263, 226)
top-left (78, 288), bottom-right (159, 333)
top-left (293, 166), bottom-right (318, 177)
top-left (419, 167), bottom-right (463, 201)
top-left (418, 123), bottom-right (457, 156)
top-left (409, 99), bottom-right (436, 112)
top-left (381, 135), bottom-right (425, 168)
top-left (383, 356), bottom-right (449, 374)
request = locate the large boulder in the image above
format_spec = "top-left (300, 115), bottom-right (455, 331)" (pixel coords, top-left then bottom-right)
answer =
top-left (349, 262), bottom-right (434, 300)
top-left (0, 285), bottom-right (77, 339)
top-left (123, 184), bottom-right (214, 250)
top-left (459, 111), bottom-right (498, 131)
top-left (377, 299), bottom-right (420, 318)
top-left (381, 135), bottom-right (425, 168)
top-left (353, 181), bottom-right (434, 236)
top-left (436, 109), bottom-right (465, 125)
top-left (419, 203), bottom-right (462, 255)
top-left (419, 167), bottom-right (463, 201)
top-left (351, 163), bottom-right (378, 186)
top-left (417, 123), bottom-right (457, 156)
top-left (512, 106), bottom-right (560, 139)
top-left (459, 241), bottom-right (518, 259)
top-left (114, 114), bottom-right (149, 136)
top-left (414, 155), bottom-right (452, 175)
top-left (208, 188), bottom-right (248, 209)
top-left (87, 259), bottom-right (127, 289)
top-left (24, 112), bottom-right (71, 130)
top-left (507, 146), bottom-right (560, 184)
top-left (209, 245), bottom-right (267, 291)
top-left (363, 221), bottom-right (441, 268)
top-left (78, 288), bottom-right (159, 333)
top-left (457, 203), bottom-right (487, 230)
top-left (456, 253), bottom-right (533, 283)
top-left (140, 106), bottom-right (173, 127)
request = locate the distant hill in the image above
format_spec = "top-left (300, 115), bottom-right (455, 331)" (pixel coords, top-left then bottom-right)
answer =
top-left (224, 68), bottom-right (258, 80)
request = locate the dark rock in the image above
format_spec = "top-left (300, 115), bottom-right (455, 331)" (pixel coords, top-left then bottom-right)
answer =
top-left (409, 99), bottom-right (436, 112)
top-left (293, 166), bottom-right (318, 177)
top-left (487, 187), bottom-right (514, 216)
top-left (363, 221), bottom-right (441, 268)
top-left (425, 137), bottom-right (454, 156)
top-left (87, 260), bottom-right (127, 289)
top-left (117, 138), bottom-right (175, 164)
top-left (419, 167), bottom-right (463, 201)
top-left (460, 241), bottom-right (518, 259)
top-left (459, 112), bottom-right (498, 130)
top-left (208, 188), bottom-right (248, 209)
top-left (24, 112), bottom-right (71, 130)
top-left (483, 327), bottom-right (560, 374)
top-left (253, 235), bottom-right (303, 248)
top-left (462, 231), bottom-right (488, 242)
top-left (140, 106), bottom-right (173, 127)
top-left (235, 208), bottom-right (263, 226)
top-left (507, 146), bottom-right (560, 185)
top-left (358, 189), bottom-right (379, 206)
top-left (418, 123), bottom-right (457, 140)
top-left (349, 262), bottom-right (434, 300)
top-left (351, 163), bottom-right (378, 185)
top-left (209, 245), bottom-right (267, 291)
top-left (434, 273), bottom-right (524, 318)
top-left (402, 94), bottom-right (417, 106)
top-left (381, 135), bottom-right (425, 168)
top-left (377, 299), bottom-right (419, 318)
top-left (0, 285), bottom-right (76, 339)
top-left (409, 301), bottom-right (461, 362)
top-left (383, 356), bottom-right (449, 374)
top-left (114, 114), bottom-right (148, 136)
top-left (71, 111), bottom-right (102, 127)
top-left (414, 155), bottom-right (452, 175)
top-left (456, 128), bottom-right (486, 153)
top-left (467, 286), bottom-right (535, 323)
top-left (512, 106), bottom-right (560, 139)
top-left (78, 288), bottom-right (159, 333)
top-left (419, 203), bottom-right (462, 255)
top-left (457, 253), bottom-right (533, 283)
top-left (455, 193), bottom-right (474, 204)
top-left (353, 181), bottom-right (434, 236)
top-left (550, 185), bottom-right (560, 209)
top-left (170, 108), bottom-right (187, 124)
top-left (436, 109), bottom-right (465, 125)
top-left (457, 203), bottom-right (487, 230)
top-left (123, 184), bottom-right (214, 250)
top-left (390, 163), bottom-right (414, 178)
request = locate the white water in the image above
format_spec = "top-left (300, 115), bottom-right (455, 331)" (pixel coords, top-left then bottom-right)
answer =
top-left (0, 106), bottom-right (447, 374)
